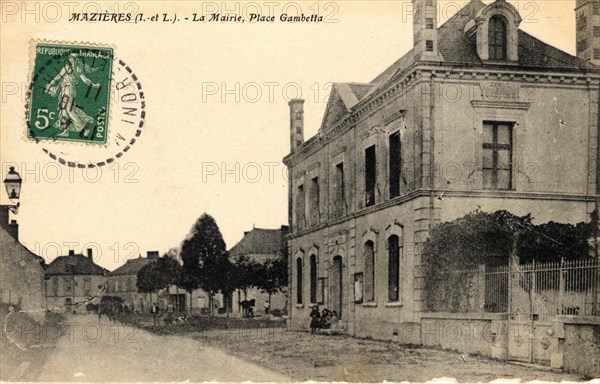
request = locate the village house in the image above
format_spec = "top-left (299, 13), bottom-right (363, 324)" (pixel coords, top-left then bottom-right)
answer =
top-left (283, 0), bottom-right (600, 363)
top-left (107, 251), bottom-right (158, 312)
top-left (229, 226), bottom-right (289, 316)
top-left (45, 249), bottom-right (108, 312)
top-left (0, 205), bottom-right (46, 319)
top-left (108, 251), bottom-right (218, 314)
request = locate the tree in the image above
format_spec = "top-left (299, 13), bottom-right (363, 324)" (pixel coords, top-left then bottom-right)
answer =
top-left (136, 256), bottom-right (181, 305)
top-left (255, 254), bottom-right (288, 307)
top-left (180, 213), bottom-right (230, 315)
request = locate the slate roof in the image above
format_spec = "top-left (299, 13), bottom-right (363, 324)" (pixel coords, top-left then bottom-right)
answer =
top-left (109, 256), bottom-right (154, 276)
top-left (229, 227), bottom-right (288, 258)
top-left (363, 0), bottom-right (597, 104)
top-left (45, 254), bottom-right (107, 276)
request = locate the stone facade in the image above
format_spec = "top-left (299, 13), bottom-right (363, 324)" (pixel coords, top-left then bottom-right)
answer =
top-left (229, 226), bottom-right (289, 316)
top-left (45, 249), bottom-right (108, 312)
top-left (0, 206), bottom-right (46, 318)
top-left (283, 0), bottom-right (600, 339)
top-left (576, 0), bottom-right (600, 67)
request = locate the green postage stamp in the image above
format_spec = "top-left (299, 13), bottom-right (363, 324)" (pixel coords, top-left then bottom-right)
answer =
top-left (28, 43), bottom-right (113, 144)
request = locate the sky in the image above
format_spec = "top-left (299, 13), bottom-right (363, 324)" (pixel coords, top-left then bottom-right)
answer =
top-left (0, 0), bottom-right (582, 270)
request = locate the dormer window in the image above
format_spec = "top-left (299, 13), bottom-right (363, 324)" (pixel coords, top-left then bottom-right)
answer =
top-left (469, 1), bottom-right (521, 62)
top-left (489, 15), bottom-right (507, 60)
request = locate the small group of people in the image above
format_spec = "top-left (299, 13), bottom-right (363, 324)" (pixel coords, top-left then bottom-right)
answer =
top-left (309, 305), bottom-right (339, 334)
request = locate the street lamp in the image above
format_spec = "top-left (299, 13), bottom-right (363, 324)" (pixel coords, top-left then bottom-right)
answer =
top-left (3, 166), bottom-right (22, 209)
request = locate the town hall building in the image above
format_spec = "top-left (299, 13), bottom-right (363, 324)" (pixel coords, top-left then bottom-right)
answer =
top-left (283, 0), bottom-right (600, 341)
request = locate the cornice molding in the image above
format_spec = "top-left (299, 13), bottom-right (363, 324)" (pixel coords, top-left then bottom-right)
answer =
top-left (283, 65), bottom-right (600, 167)
top-left (471, 100), bottom-right (531, 110)
top-left (288, 189), bottom-right (596, 239)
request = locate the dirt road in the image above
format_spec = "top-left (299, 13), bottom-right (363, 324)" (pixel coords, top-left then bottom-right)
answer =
top-left (34, 314), bottom-right (290, 382)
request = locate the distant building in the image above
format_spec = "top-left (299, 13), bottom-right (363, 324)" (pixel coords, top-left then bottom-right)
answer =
top-left (229, 226), bottom-right (289, 315)
top-left (0, 205), bottom-right (45, 318)
top-left (45, 249), bottom-right (108, 312)
top-left (108, 251), bottom-right (216, 314)
top-left (107, 251), bottom-right (158, 312)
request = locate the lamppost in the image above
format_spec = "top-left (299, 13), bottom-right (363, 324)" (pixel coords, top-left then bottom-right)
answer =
top-left (3, 166), bottom-right (22, 212)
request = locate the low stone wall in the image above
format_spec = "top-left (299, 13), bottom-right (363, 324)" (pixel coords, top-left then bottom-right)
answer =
top-left (421, 312), bottom-right (508, 359)
top-left (553, 316), bottom-right (600, 377)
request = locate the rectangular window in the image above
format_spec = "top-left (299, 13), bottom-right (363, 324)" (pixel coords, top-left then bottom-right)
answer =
top-left (334, 162), bottom-right (345, 217)
top-left (577, 38), bottom-right (588, 52)
top-left (388, 236), bottom-right (401, 302)
top-left (296, 184), bottom-right (305, 229)
top-left (425, 18), bottom-right (434, 29)
top-left (296, 258), bottom-right (303, 304)
top-left (65, 279), bottom-right (73, 292)
top-left (365, 145), bottom-right (376, 207)
top-left (594, 3), bottom-right (599, 15)
top-left (52, 278), bottom-right (58, 297)
top-left (364, 241), bottom-right (375, 302)
top-left (483, 122), bottom-right (513, 190)
top-left (425, 40), bottom-right (434, 52)
top-left (309, 255), bottom-right (317, 304)
top-left (84, 277), bottom-right (91, 294)
top-left (309, 177), bottom-right (320, 226)
top-left (389, 132), bottom-right (402, 198)
top-left (594, 26), bottom-right (600, 37)
top-left (595, 49), bottom-right (600, 60)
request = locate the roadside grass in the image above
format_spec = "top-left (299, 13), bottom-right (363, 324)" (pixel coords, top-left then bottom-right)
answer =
top-left (119, 312), bottom-right (286, 335)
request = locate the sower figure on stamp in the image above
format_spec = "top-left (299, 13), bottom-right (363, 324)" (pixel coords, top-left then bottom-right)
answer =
top-left (45, 53), bottom-right (101, 137)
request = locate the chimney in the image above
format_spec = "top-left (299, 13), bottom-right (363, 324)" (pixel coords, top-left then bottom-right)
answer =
top-left (413, 0), bottom-right (442, 62)
top-left (1, 207), bottom-right (18, 240)
top-left (68, 249), bottom-right (75, 256)
top-left (289, 99), bottom-right (305, 153)
top-left (87, 248), bottom-right (93, 259)
top-left (147, 251), bottom-right (159, 260)
top-left (575, 0), bottom-right (600, 67)
top-left (8, 219), bottom-right (18, 241)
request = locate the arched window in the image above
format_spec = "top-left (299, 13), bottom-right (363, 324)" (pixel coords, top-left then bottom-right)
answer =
top-left (489, 15), bottom-right (507, 60)
top-left (309, 255), bottom-right (317, 304)
top-left (296, 257), bottom-right (303, 304)
top-left (364, 241), bottom-right (375, 302)
top-left (388, 235), bottom-right (401, 302)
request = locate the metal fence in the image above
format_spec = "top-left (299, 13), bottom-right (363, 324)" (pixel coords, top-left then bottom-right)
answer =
top-left (443, 259), bottom-right (600, 319)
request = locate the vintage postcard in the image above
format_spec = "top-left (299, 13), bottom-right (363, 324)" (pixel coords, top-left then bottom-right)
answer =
top-left (1, 0), bottom-right (599, 382)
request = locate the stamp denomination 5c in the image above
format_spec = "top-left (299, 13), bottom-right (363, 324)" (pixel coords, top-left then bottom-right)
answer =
top-left (27, 43), bottom-right (113, 144)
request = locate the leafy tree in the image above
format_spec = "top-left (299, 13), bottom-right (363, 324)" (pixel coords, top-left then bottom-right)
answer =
top-left (136, 256), bottom-right (181, 304)
top-left (180, 213), bottom-right (230, 315)
top-left (255, 254), bottom-right (288, 306)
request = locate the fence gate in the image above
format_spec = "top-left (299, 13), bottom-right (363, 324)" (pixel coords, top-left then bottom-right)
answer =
top-left (505, 259), bottom-right (600, 363)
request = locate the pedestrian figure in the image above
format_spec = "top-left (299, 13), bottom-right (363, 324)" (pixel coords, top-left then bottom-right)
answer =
top-left (248, 299), bottom-right (255, 318)
top-left (309, 305), bottom-right (320, 334)
top-left (264, 300), bottom-right (270, 316)
top-left (151, 303), bottom-right (159, 327)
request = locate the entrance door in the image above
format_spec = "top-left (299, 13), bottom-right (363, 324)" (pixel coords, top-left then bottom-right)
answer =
top-left (331, 256), bottom-right (343, 318)
top-left (507, 268), bottom-right (554, 363)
